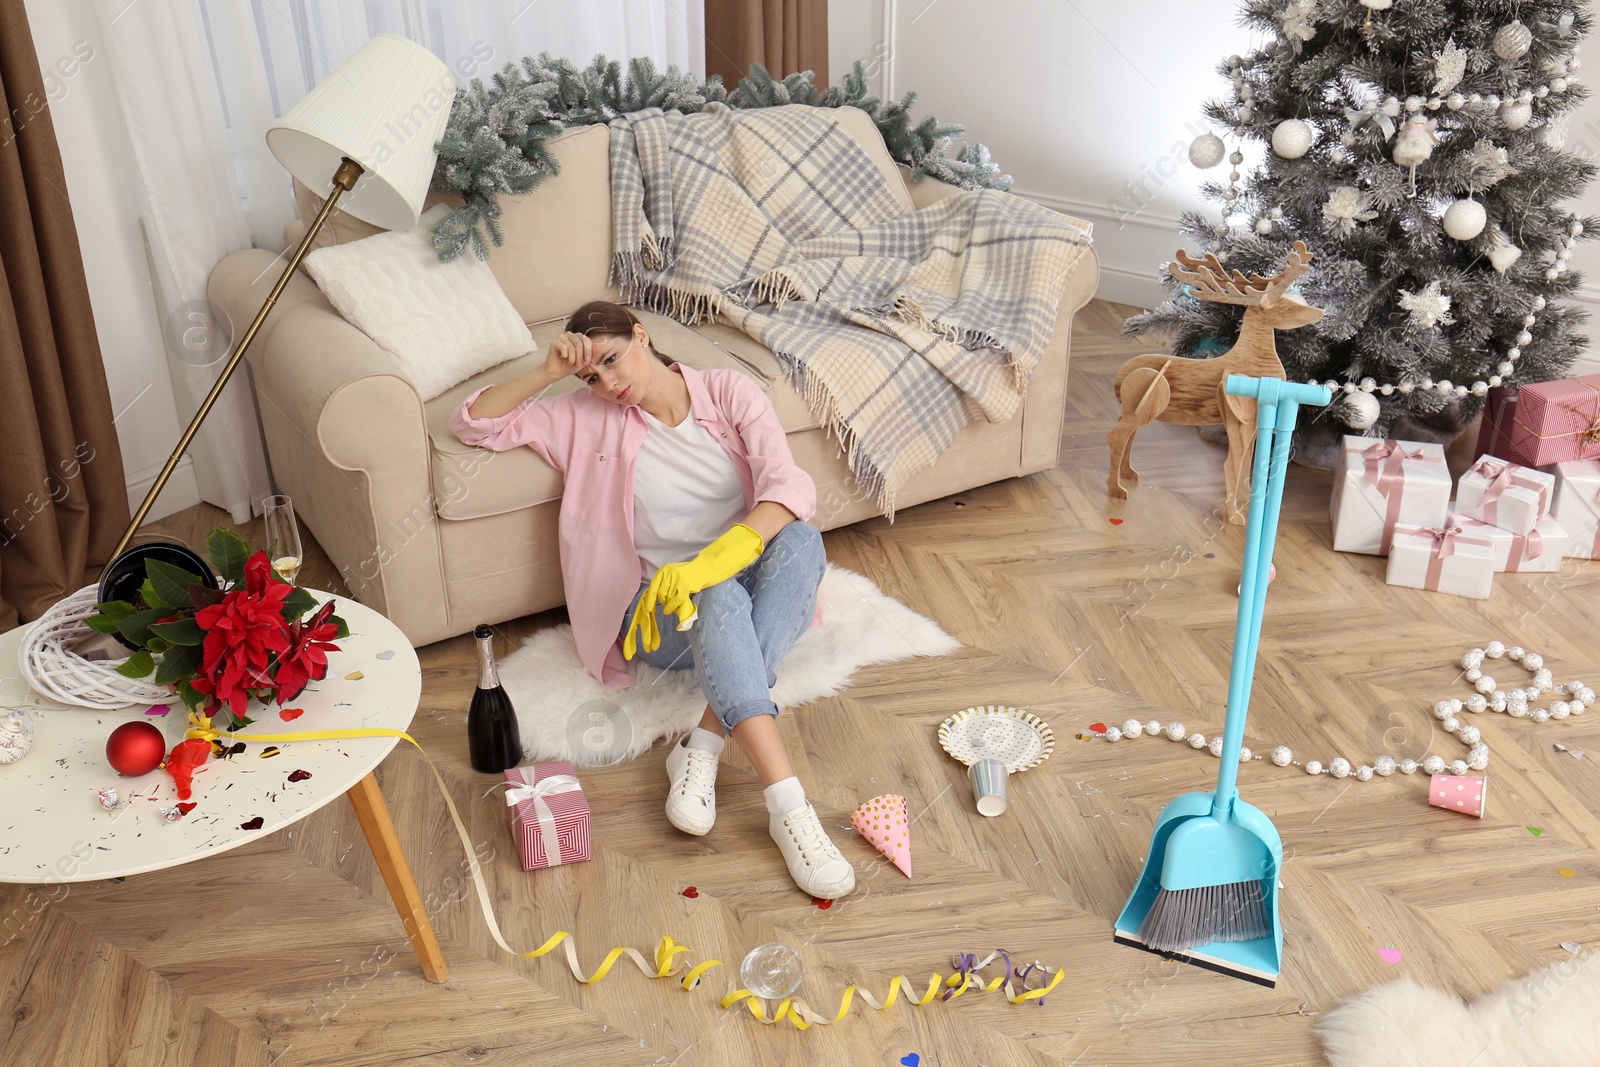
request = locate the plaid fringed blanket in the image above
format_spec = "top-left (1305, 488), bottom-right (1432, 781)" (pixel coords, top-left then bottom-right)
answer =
top-left (608, 104), bottom-right (1093, 515)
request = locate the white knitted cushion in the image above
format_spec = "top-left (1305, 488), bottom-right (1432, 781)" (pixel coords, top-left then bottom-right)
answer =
top-left (302, 203), bottom-right (535, 400)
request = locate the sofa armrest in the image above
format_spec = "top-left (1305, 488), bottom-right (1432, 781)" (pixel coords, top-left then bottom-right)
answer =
top-left (207, 248), bottom-right (450, 642)
top-left (897, 164), bottom-right (962, 211)
top-left (207, 248), bottom-right (424, 468)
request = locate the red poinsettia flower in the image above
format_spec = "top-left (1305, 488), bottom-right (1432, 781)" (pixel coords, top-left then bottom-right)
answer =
top-left (191, 551), bottom-right (291, 717)
top-left (274, 600), bottom-right (342, 704)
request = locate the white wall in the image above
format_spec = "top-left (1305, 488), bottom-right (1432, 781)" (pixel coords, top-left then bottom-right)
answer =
top-left (831, 0), bottom-right (1600, 372)
top-left (24, 0), bottom-right (201, 521)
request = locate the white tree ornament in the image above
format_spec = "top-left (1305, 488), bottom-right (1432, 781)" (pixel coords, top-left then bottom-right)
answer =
top-left (1323, 185), bottom-right (1380, 234)
top-left (1443, 198), bottom-right (1488, 241)
top-left (1272, 119), bottom-right (1315, 158)
top-left (1501, 100), bottom-right (1534, 130)
top-left (1279, 0), bottom-right (1319, 52)
top-left (1393, 115), bottom-right (1437, 194)
top-left (1189, 133), bottom-right (1226, 168)
top-left (1465, 139), bottom-right (1514, 187)
top-left (1488, 227), bottom-right (1524, 272)
top-left (1433, 40), bottom-right (1468, 95)
top-left (1398, 281), bottom-right (1456, 330)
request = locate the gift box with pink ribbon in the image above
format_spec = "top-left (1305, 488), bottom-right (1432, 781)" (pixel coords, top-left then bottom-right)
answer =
top-left (1505, 373), bottom-right (1600, 466)
top-left (1448, 510), bottom-right (1571, 573)
top-left (1454, 455), bottom-right (1555, 537)
top-left (1331, 436), bottom-right (1452, 555)
top-left (503, 761), bottom-right (592, 871)
top-left (1384, 523), bottom-right (1496, 598)
top-left (1547, 458), bottom-right (1600, 560)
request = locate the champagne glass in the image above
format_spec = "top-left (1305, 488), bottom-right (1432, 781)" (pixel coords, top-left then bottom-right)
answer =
top-left (263, 495), bottom-right (303, 586)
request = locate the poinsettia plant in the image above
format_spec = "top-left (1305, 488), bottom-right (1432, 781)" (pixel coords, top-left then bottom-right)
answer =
top-left (86, 528), bottom-right (347, 728)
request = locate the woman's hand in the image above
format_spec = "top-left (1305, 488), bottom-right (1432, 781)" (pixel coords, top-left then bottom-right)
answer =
top-left (542, 331), bottom-right (598, 380)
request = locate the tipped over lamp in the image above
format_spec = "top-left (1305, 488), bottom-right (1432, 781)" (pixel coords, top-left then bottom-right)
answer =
top-left (105, 33), bottom-right (453, 569)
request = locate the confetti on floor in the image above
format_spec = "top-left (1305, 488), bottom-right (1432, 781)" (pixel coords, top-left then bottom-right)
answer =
top-left (241, 817), bottom-right (264, 830)
top-left (279, 708), bottom-right (304, 722)
top-left (1558, 868), bottom-right (1576, 878)
top-left (1528, 826), bottom-right (1544, 836)
top-left (1378, 946), bottom-right (1403, 964)
top-left (681, 886), bottom-right (698, 898)
top-left (344, 671), bottom-right (365, 681)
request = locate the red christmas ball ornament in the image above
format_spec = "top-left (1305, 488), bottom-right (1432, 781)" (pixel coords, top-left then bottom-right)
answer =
top-left (106, 721), bottom-right (166, 776)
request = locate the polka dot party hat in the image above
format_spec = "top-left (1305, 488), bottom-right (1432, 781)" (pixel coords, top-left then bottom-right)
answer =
top-left (851, 793), bottom-right (912, 877)
top-left (1427, 774), bottom-right (1488, 819)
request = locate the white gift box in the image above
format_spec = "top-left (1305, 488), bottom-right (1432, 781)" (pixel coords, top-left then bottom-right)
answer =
top-left (1385, 523), bottom-right (1496, 599)
top-left (1546, 458), bottom-right (1600, 560)
top-left (1455, 455), bottom-right (1556, 536)
top-left (1330, 437), bottom-right (1452, 555)
top-left (1448, 510), bottom-right (1571, 573)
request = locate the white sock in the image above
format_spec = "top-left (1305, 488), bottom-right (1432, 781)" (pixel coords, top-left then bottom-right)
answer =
top-left (763, 776), bottom-right (806, 816)
top-left (685, 727), bottom-right (725, 755)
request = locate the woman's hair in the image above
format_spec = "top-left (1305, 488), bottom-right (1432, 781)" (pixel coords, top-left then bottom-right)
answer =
top-left (565, 301), bottom-right (674, 368)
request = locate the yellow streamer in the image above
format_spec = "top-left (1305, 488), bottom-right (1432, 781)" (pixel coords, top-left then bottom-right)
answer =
top-left (185, 714), bottom-right (1066, 1030)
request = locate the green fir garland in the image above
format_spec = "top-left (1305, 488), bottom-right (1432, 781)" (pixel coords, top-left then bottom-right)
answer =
top-left (426, 54), bottom-right (1011, 263)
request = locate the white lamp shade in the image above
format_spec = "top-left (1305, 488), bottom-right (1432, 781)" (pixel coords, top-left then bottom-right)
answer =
top-left (266, 34), bottom-right (454, 231)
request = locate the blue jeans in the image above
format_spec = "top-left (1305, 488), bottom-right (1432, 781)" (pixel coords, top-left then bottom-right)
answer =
top-left (620, 521), bottom-right (826, 731)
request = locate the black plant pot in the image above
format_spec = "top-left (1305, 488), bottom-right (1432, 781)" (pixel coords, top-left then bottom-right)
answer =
top-left (97, 540), bottom-right (221, 651)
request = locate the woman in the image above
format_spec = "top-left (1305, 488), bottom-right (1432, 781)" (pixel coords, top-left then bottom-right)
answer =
top-left (450, 300), bottom-right (855, 899)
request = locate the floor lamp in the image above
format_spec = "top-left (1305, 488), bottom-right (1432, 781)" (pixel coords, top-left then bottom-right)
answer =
top-left (105, 33), bottom-right (453, 566)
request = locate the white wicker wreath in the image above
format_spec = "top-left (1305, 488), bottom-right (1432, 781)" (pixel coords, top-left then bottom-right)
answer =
top-left (18, 584), bottom-right (174, 710)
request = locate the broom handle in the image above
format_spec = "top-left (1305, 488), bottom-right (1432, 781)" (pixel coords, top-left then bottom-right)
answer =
top-left (1212, 377), bottom-right (1331, 819)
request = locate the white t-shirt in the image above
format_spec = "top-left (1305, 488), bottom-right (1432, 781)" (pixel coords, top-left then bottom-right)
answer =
top-left (633, 406), bottom-right (747, 579)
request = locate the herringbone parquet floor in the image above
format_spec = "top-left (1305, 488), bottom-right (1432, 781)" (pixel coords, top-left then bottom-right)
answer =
top-left (3, 300), bottom-right (1597, 1067)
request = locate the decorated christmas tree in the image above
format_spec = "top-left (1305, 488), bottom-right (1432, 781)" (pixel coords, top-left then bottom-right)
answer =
top-left (1127, 1), bottom-right (1597, 464)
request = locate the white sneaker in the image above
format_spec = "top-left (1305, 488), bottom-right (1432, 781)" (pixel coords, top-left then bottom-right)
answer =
top-left (769, 803), bottom-right (856, 899)
top-left (665, 738), bottom-right (718, 836)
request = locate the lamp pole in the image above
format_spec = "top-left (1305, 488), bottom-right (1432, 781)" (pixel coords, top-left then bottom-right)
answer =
top-left (106, 157), bottom-right (367, 566)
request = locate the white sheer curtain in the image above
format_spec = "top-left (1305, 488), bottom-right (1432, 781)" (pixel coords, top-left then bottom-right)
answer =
top-left (91, 0), bottom-right (705, 523)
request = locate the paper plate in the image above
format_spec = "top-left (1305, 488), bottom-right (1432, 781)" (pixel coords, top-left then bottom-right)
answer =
top-left (938, 705), bottom-right (1054, 773)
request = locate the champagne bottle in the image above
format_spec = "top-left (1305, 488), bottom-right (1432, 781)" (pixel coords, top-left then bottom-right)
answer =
top-left (467, 625), bottom-right (522, 774)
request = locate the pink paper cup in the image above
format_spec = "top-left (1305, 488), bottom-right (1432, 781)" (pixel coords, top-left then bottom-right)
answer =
top-left (1428, 774), bottom-right (1488, 818)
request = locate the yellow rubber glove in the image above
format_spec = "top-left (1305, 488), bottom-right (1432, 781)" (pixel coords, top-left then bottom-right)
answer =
top-left (624, 523), bottom-right (765, 659)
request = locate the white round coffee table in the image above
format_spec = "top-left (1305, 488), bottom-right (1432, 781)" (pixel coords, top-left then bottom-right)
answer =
top-left (0, 589), bottom-right (446, 981)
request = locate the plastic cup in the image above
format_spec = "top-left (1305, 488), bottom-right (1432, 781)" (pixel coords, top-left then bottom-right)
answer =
top-left (968, 758), bottom-right (1009, 817)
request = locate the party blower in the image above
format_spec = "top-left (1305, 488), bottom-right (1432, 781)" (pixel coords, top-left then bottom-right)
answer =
top-left (1113, 375), bottom-right (1331, 986)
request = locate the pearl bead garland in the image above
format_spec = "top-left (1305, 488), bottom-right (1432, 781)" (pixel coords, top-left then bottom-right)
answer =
top-left (1082, 642), bottom-right (1590, 781)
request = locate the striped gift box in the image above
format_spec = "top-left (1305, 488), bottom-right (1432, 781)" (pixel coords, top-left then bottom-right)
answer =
top-left (504, 762), bottom-right (591, 871)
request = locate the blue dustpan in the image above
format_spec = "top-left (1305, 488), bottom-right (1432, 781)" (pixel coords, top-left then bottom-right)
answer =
top-left (1113, 376), bottom-right (1331, 987)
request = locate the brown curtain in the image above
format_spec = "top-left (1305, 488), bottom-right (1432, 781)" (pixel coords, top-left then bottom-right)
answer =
top-left (704, 0), bottom-right (828, 90)
top-left (0, 2), bottom-right (130, 630)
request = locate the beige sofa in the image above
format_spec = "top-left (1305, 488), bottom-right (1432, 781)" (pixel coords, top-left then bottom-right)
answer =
top-left (207, 106), bottom-right (1099, 648)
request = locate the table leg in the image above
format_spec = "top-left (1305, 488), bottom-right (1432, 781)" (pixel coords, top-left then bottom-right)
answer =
top-left (345, 770), bottom-right (449, 983)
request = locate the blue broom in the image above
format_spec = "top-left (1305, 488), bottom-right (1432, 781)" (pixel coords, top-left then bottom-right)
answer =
top-left (1113, 375), bottom-right (1331, 987)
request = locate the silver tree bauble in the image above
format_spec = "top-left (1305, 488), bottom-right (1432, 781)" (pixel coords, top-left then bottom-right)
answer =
top-left (1442, 198), bottom-right (1487, 240)
top-left (1501, 100), bottom-right (1533, 129)
top-left (1493, 20), bottom-right (1533, 60)
top-left (1272, 119), bottom-right (1314, 159)
top-left (1189, 133), bottom-right (1226, 169)
top-left (1340, 391), bottom-right (1381, 429)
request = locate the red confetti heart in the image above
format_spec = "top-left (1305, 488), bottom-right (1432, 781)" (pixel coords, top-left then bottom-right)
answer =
top-left (287, 769), bottom-right (312, 783)
top-left (240, 816), bottom-right (264, 830)
top-left (176, 802), bottom-right (197, 814)
top-left (812, 897), bottom-right (833, 909)
top-left (1089, 722), bottom-right (1107, 733)
top-left (1109, 517), bottom-right (1124, 525)
top-left (681, 886), bottom-right (699, 898)
top-left (279, 708), bottom-right (304, 722)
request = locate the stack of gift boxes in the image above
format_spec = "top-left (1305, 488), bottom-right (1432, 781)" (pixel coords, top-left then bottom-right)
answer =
top-left (1330, 373), bottom-right (1600, 598)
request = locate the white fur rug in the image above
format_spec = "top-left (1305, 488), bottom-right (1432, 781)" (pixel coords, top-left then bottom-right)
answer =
top-left (1317, 955), bottom-right (1600, 1067)
top-left (498, 563), bottom-right (960, 766)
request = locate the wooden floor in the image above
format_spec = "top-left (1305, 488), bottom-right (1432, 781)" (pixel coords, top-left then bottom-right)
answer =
top-left (3, 299), bottom-right (1598, 1066)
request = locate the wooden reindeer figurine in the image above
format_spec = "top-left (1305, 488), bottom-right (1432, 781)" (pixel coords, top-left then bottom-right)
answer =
top-left (1108, 240), bottom-right (1322, 524)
